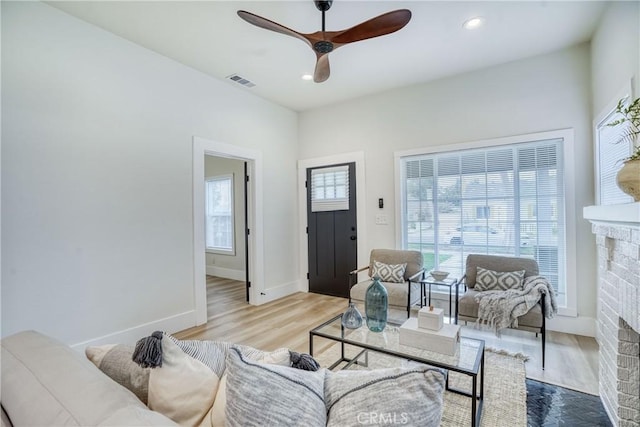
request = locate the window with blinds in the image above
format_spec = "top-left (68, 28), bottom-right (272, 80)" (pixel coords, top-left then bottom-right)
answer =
top-left (205, 174), bottom-right (235, 253)
top-left (401, 138), bottom-right (567, 306)
top-left (310, 165), bottom-right (349, 212)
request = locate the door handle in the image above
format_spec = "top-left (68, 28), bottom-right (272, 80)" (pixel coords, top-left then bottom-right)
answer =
top-left (350, 236), bottom-right (357, 240)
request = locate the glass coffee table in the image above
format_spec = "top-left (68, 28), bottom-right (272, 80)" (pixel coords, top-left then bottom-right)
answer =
top-left (309, 314), bottom-right (485, 427)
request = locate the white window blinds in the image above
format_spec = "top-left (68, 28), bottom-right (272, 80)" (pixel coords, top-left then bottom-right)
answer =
top-left (311, 165), bottom-right (349, 212)
top-left (596, 108), bottom-right (634, 205)
top-left (401, 138), bottom-right (567, 306)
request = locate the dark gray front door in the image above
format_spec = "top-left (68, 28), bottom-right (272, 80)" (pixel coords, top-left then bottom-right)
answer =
top-left (307, 162), bottom-right (357, 298)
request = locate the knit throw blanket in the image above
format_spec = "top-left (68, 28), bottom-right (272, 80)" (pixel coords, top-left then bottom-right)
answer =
top-left (474, 275), bottom-right (558, 335)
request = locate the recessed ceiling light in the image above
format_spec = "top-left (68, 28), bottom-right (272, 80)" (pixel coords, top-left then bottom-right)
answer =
top-left (301, 74), bottom-right (313, 81)
top-left (463, 17), bottom-right (484, 30)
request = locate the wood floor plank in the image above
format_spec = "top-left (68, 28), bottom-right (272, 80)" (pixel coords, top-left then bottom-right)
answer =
top-left (174, 276), bottom-right (600, 395)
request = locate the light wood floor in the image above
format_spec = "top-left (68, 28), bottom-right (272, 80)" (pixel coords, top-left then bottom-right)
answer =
top-left (175, 277), bottom-right (600, 395)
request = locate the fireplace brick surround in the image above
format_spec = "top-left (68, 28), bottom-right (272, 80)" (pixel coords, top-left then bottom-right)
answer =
top-left (584, 203), bottom-right (640, 427)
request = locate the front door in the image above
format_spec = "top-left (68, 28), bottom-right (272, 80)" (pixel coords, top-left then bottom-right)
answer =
top-left (307, 163), bottom-right (357, 298)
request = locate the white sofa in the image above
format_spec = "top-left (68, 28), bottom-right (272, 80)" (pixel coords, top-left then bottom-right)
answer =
top-left (1, 330), bottom-right (446, 427)
top-left (0, 330), bottom-right (177, 427)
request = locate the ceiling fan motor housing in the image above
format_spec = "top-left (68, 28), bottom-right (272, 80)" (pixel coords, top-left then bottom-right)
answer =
top-left (314, 41), bottom-right (334, 53)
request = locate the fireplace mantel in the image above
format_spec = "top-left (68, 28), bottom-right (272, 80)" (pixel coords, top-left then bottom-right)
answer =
top-left (583, 202), bottom-right (640, 227)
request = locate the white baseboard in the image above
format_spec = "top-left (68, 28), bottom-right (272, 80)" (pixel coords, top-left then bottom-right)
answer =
top-left (256, 280), bottom-right (302, 305)
top-left (70, 310), bottom-right (197, 351)
top-left (546, 315), bottom-right (596, 337)
top-left (206, 265), bottom-right (245, 281)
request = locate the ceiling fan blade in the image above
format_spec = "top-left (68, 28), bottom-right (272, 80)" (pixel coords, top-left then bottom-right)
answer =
top-left (330, 9), bottom-right (411, 45)
top-left (314, 54), bottom-right (330, 83)
top-left (237, 10), bottom-right (311, 48)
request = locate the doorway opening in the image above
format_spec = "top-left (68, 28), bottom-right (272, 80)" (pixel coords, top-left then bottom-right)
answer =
top-left (203, 155), bottom-right (249, 319)
top-left (193, 137), bottom-right (264, 326)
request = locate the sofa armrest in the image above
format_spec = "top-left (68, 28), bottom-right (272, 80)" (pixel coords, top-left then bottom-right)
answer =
top-left (349, 266), bottom-right (370, 275)
top-left (459, 274), bottom-right (467, 292)
top-left (1, 331), bottom-right (177, 427)
top-left (407, 269), bottom-right (425, 282)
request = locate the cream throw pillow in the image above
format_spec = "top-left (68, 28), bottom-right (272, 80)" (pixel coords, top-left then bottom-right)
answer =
top-left (147, 336), bottom-right (219, 427)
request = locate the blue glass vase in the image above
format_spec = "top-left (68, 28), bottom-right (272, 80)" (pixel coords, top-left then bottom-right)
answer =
top-left (342, 303), bottom-right (363, 329)
top-left (365, 276), bottom-right (388, 332)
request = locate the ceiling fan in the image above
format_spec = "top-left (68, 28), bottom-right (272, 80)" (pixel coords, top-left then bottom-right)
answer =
top-left (237, 1), bottom-right (411, 83)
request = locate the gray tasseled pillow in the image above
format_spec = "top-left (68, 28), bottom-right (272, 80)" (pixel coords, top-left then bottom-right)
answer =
top-left (225, 346), bottom-right (326, 427)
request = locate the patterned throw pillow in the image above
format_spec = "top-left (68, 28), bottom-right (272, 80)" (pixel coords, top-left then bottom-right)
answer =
top-left (224, 346), bottom-right (326, 427)
top-left (325, 366), bottom-right (446, 426)
top-left (475, 267), bottom-right (526, 291)
top-left (371, 260), bottom-right (407, 283)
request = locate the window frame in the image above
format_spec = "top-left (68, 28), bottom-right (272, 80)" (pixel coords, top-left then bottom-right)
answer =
top-left (205, 173), bottom-right (235, 255)
top-left (394, 129), bottom-right (577, 316)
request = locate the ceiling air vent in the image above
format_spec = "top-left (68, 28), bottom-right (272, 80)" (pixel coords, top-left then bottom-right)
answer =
top-left (227, 74), bottom-right (256, 88)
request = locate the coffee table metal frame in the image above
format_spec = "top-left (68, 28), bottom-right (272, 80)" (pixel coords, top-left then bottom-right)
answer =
top-left (309, 314), bottom-right (485, 427)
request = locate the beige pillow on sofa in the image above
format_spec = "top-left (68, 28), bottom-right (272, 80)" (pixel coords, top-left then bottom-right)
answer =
top-left (85, 344), bottom-right (150, 404)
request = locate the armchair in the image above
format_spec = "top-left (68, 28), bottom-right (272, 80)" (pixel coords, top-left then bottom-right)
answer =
top-left (457, 254), bottom-right (547, 368)
top-left (349, 249), bottom-right (424, 324)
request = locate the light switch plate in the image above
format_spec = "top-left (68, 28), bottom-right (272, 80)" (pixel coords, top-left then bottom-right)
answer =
top-left (375, 214), bottom-right (388, 225)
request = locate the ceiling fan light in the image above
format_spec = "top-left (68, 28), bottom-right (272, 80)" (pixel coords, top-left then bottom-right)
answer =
top-left (463, 17), bottom-right (484, 30)
top-left (301, 74), bottom-right (313, 81)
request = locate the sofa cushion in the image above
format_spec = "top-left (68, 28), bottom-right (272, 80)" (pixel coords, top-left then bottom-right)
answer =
top-left (350, 279), bottom-right (420, 309)
top-left (0, 331), bottom-right (176, 426)
top-left (224, 346), bottom-right (326, 427)
top-left (325, 366), bottom-right (446, 426)
top-left (371, 260), bottom-right (407, 283)
top-left (474, 267), bottom-right (525, 291)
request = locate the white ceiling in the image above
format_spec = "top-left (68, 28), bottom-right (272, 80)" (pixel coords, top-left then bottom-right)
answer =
top-left (48, 1), bottom-right (607, 112)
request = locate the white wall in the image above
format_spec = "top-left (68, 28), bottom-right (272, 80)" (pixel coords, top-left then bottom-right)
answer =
top-left (204, 156), bottom-right (246, 280)
top-left (1, 2), bottom-right (298, 346)
top-left (591, 1), bottom-right (640, 115)
top-left (299, 44), bottom-right (597, 334)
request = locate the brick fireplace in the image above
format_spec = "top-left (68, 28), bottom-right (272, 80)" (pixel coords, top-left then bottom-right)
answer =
top-left (584, 203), bottom-right (640, 427)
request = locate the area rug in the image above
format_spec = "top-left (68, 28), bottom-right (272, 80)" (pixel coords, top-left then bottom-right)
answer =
top-left (314, 344), bottom-right (527, 427)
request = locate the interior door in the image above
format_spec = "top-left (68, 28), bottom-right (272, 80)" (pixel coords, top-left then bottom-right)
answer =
top-left (307, 162), bottom-right (357, 298)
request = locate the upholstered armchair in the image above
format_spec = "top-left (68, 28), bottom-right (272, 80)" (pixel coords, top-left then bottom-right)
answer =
top-left (457, 254), bottom-right (548, 368)
top-left (349, 249), bottom-right (424, 324)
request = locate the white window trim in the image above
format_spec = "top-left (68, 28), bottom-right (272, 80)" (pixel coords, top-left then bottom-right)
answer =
top-left (394, 129), bottom-right (577, 317)
top-left (205, 173), bottom-right (235, 255)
